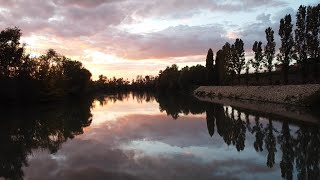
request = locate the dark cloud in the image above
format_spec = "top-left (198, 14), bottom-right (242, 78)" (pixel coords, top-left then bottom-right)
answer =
top-left (107, 25), bottom-right (228, 59)
top-left (0, 0), bottom-right (313, 70)
top-left (0, 0), bottom-right (288, 37)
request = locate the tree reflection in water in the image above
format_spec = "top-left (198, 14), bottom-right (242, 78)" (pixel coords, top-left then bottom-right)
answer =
top-left (0, 97), bottom-right (93, 180)
top-left (0, 92), bottom-right (319, 180)
top-left (156, 93), bottom-right (320, 180)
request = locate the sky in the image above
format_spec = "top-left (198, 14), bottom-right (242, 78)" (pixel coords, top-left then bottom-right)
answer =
top-left (0, 0), bottom-right (318, 80)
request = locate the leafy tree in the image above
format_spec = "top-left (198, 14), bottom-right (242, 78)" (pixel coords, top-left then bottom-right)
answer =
top-left (279, 14), bottom-right (294, 84)
top-left (0, 26), bottom-right (93, 102)
top-left (231, 38), bottom-right (246, 84)
top-left (214, 50), bottom-right (223, 85)
top-left (205, 48), bottom-right (214, 85)
top-left (264, 27), bottom-right (276, 84)
top-left (206, 48), bottom-right (214, 69)
top-left (222, 42), bottom-right (232, 74)
top-left (62, 59), bottom-right (92, 95)
top-left (0, 27), bottom-right (24, 78)
top-left (251, 41), bottom-right (264, 82)
top-left (156, 64), bottom-right (180, 92)
top-left (306, 5), bottom-right (320, 59)
top-left (306, 5), bottom-right (320, 79)
top-left (295, 5), bottom-right (308, 83)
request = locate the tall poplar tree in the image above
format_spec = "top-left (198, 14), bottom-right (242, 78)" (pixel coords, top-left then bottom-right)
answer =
top-left (205, 48), bottom-right (214, 85)
top-left (222, 42), bottom-right (232, 73)
top-left (306, 5), bottom-right (320, 79)
top-left (264, 27), bottom-right (276, 84)
top-left (279, 14), bottom-right (294, 84)
top-left (251, 41), bottom-right (264, 82)
top-left (295, 5), bottom-right (308, 83)
top-left (214, 50), bottom-right (222, 85)
top-left (231, 38), bottom-right (245, 84)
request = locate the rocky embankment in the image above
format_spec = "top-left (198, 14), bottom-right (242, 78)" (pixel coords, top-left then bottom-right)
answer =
top-left (194, 84), bottom-right (320, 123)
top-left (194, 84), bottom-right (320, 106)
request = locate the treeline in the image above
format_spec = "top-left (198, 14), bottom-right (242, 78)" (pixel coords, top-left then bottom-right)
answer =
top-left (210, 3), bottom-right (320, 85)
top-left (92, 74), bottom-right (157, 92)
top-left (0, 27), bottom-right (92, 103)
top-left (93, 64), bottom-right (209, 93)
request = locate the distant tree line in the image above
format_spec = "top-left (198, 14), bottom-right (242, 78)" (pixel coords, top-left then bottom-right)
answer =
top-left (92, 74), bottom-right (157, 92)
top-left (0, 27), bottom-right (92, 103)
top-left (93, 64), bottom-right (208, 93)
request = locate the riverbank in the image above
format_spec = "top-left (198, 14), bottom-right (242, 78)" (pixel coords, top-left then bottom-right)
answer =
top-left (194, 84), bottom-right (320, 124)
top-left (194, 84), bottom-right (320, 106)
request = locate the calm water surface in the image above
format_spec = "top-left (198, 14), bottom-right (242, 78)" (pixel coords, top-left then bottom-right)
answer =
top-left (1, 93), bottom-right (319, 180)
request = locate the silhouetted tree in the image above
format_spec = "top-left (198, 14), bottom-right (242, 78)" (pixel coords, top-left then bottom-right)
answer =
top-left (264, 27), bottom-right (276, 84)
top-left (214, 50), bottom-right (223, 85)
top-left (251, 41), bottom-right (264, 82)
top-left (222, 42), bottom-right (233, 75)
top-left (0, 27), bottom-right (24, 78)
top-left (157, 64), bottom-right (180, 92)
top-left (205, 48), bottom-right (214, 85)
top-left (231, 38), bottom-right (246, 84)
top-left (306, 5), bottom-right (320, 79)
top-left (0, 27), bottom-right (93, 103)
top-left (219, 43), bottom-right (233, 84)
top-left (278, 14), bottom-right (294, 84)
top-left (295, 5), bottom-right (308, 83)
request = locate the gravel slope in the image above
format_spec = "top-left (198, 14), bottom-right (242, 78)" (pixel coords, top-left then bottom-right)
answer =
top-left (194, 84), bottom-right (320, 106)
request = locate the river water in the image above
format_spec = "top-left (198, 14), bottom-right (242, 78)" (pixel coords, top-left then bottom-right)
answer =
top-left (1, 92), bottom-right (319, 180)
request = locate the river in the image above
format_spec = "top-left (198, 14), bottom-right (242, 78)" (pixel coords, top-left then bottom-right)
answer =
top-left (1, 92), bottom-right (319, 180)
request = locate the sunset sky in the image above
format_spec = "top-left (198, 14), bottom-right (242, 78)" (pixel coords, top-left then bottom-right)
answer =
top-left (0, 0), bottom-right (318, 80)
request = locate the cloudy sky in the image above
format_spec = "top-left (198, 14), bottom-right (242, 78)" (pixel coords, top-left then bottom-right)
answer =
top-left (0, 0), bottom-right (318, 79)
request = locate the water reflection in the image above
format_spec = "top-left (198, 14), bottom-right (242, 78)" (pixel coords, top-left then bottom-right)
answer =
top-left (0, 92), bottom-right (319, 180)
top-left (0, 98), bottom-right (93, 180)
top-left (157, 93), bottom-right (320, 180)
